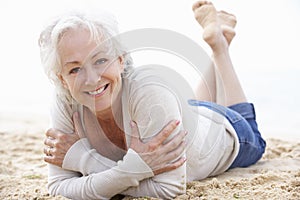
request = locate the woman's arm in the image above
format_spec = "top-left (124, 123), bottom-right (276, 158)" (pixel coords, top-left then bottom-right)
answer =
top-left (45, 117), bottom-right (186, 176)
top-left (46, 124), bottom-right (185, 199)
top-left (120, 82), bottom-right (188, 198)
top-left (44, 94), bottom-right (186, 199)
top-left (47, 146), bottom-right (154, 199)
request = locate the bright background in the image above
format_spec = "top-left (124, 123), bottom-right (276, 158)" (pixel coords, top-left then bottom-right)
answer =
top-left (0, 0), bottom-right (299, 139)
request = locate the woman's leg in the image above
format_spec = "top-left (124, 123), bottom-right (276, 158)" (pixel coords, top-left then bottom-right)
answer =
top-left (193, 1), bottom-right (247, 106)
top-left (191, 2), bottom-right (266, 168)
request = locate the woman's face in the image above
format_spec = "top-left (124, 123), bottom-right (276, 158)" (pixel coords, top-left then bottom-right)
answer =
top-left (58, 28), bottom-right (124, 113)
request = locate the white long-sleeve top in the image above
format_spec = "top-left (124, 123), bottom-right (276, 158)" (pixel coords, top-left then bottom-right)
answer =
top-left (47, 65), bottom-right (240, 199)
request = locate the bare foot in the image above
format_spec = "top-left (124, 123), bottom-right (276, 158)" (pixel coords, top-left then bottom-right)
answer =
top-left (192, 1), bottom-right (236, 51)
top-left (218, 10), bottom-right (237, 45)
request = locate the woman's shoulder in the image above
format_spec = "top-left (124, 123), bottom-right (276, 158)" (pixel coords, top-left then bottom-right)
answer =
top-left (50, 92), bottom-right (83, 132)
top-left (124, 65), bottom-right (194, 97)
top-left (125, 65), bottom-right (180, 81)
top-left (52, 93), bottom-right (81, 114)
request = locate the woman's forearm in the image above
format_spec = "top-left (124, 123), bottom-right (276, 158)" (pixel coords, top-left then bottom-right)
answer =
top-left (48, 124), bottom-right (186, 199)
top-left (48, 147), bottom-right (154, 200)
top-left (62, 138), bottom-right (117, 175)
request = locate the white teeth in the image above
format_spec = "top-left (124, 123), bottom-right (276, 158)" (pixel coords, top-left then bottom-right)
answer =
top-left (88, 85), bottom-right (106, 95)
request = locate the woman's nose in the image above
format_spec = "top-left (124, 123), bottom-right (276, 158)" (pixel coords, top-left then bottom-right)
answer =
top-left (84, 66), bottom-right (100, 85)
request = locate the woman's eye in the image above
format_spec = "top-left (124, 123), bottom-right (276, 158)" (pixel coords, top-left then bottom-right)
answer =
top-left (69, 67), bottom-right (81, 74)
top-left (94, 58), bottom-right (108, 65)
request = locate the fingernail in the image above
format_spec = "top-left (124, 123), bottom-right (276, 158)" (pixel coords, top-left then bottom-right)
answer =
top-left (130, 120), bottom-right (135, 128)
top-left (184, 131), bottom-right (188, 135)
top-left (175, 120), bottom-right (180, 125)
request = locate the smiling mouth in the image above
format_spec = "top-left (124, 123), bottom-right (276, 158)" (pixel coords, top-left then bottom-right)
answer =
top-left (86, 84), bottom-right (109, 96)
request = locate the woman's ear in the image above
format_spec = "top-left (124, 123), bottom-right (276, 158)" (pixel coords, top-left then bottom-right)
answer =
top-left (118, 56), bottom-right (125, 72)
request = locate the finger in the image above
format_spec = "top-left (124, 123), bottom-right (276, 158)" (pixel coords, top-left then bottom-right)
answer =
top-left (163, 130), bottom-right (187, 152)
top-left (43, 147), bottom-right (52, 155)
top-left (149, 132), bottom-right (185, 160)
top-left (44, 155), bottom-right (62, 167)
top-left (129, 120), bottom-right (141, 143)
top-left (46, 128), bottom-right (61, 139)
top-left (151, 120), bottom-right (180, 147)
top-left (44, 137), bottom-right (55, 147)
top-left (163, 141), bottom-right (186, 163)
top-left (72, 111), bottom-right (85, 138)
top-left (153, 157), bottom-right (186, 175)
top-left (43, 147), bottom-right (48, 155)
top-left (44, 155), bottom-right (52, 163)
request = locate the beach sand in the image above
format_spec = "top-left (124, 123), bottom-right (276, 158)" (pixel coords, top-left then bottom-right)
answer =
top-left (0, 116), bottom-right (299, 200)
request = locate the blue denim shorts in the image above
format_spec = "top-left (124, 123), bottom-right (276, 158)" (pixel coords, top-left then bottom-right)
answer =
top-left (188, 100), bottom-right (266, 169)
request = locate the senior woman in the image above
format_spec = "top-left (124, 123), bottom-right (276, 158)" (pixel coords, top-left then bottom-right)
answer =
top-left (40, 1), bottom-right (266, 199)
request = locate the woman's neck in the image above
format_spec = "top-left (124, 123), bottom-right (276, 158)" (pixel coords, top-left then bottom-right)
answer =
top-left (97, 110), bottom-right (126, 151)
top-left (95, 90), bottom-right (127, 150)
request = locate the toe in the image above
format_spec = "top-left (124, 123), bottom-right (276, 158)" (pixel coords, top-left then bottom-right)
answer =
top-left (192, 1), bottom-right (213, 11)
top-left (218, 10), bottom-right (237, 28)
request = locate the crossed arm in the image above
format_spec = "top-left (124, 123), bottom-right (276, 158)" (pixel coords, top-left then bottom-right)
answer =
top-left (43, 85), bottom-right (187, 199)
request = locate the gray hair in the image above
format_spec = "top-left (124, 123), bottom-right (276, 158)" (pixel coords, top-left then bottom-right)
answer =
top-left (38, 10), bottom-right (133, 103)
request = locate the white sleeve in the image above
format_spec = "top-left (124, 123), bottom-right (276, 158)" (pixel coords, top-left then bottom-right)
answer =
top-left (62, 138), bottom-right (116, 175)
top-left (121, 165), bottom-right (186, 199)
top-left (121, 83), bottom-right (187, 199)
top-left (48, 95), bottom-right (154, 199)
top-left (49, 83), bottom-right (187, 199)
top-left (48, 147), bottom-right (154, 200)
top-left (59, 137), bottom-right (185, 199)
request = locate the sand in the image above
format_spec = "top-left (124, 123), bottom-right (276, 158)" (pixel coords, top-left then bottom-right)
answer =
top-left (0, 115), bottom-right (299, 200)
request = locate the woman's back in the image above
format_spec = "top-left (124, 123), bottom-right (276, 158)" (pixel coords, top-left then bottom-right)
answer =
top-left (122, 65), bottom-right (240, 181)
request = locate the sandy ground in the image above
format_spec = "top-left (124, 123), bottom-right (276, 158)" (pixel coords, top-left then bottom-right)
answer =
top-left (0, 116), bottom-right (299, 200)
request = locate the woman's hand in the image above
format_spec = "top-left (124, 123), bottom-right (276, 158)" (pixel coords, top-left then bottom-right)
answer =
top-left (44, 110), bottom-right (186, 173)
top-left (43, 110), bottom-right (124, 167)
top-left (43, 113), bottom-right (82, 167)
top-left (129, 120), bottom-right (187, 175)
top-left (43, 128), bottom-right (80, 167)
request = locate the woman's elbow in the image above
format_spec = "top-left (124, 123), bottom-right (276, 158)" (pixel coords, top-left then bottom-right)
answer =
top-left (159, 183), bottom-right (186, 199)
top-left (46, 178), bottom-right (61, 196)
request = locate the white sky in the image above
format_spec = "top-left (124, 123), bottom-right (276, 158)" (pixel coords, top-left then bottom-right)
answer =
top-left (0, 0), bottom-right (299, 138)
